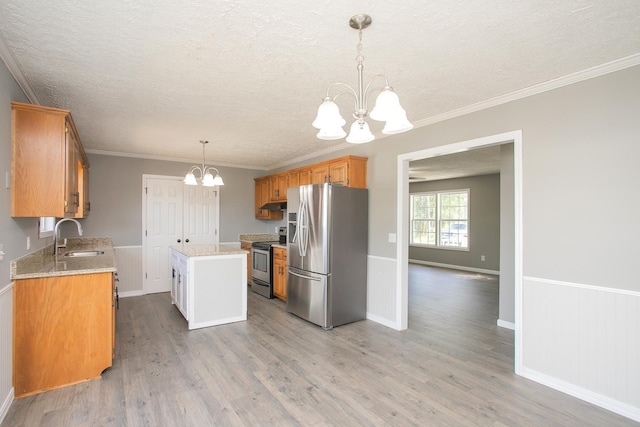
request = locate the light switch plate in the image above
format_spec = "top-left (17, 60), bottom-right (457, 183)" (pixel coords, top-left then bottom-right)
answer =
top-left (5, 171), bottom-right (9, 189)
top-left (388, 233), bottom-right (397, 243)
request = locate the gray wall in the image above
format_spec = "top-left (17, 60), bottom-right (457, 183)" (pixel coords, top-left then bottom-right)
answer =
top-left (0, 59), bottom-right (35, 284)
top-left (284, 65), bottom-right (640, 293)
top-left (408, 174), bottom-right (500, 271)
top-left (83, 154), bottom-right (284, 246)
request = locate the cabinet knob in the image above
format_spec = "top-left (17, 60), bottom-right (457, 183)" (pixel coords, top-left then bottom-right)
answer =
top-left (185, 239), bottom-right (190, 243)
top-left (177, 239), bottom-right (181, 243)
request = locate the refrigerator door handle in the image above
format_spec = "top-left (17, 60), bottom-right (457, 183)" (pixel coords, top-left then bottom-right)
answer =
top-left (288, 269), bottom-right (321, 282)
top-left (291, 198), bottom-right (302, 244)
top-left (299, 198), bottom-right (309, 257)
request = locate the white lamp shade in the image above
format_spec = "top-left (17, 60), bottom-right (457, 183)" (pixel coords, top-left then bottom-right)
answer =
top-left (381, 108), bottom-right (414, 134)
top-left (316, 126), bottom-right (347, 140)
top-left (312, 99), bottom-right (346, 129)
top-left (202, 172), bottom-right (215, 187)
top-left (370, 88), bottom-right (402, 121)
top-left (212, 174), bottom-right (224, 186)
top-left (184, 173), bottom-right (198, 185)
top-left (346, 120), bottom-right (375, 144)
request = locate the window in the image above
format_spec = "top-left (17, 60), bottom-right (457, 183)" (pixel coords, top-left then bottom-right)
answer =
top-left (39, 217), bottom-right (55, 239)
top-left (410, 190), bottom-right (469, 249)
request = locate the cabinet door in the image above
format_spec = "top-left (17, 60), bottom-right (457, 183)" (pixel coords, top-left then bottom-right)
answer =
top-left (269, 174), bottom-right (287, 201)
top-left (287, 171), bottom-right (299, 189)
top-left (273, 248), bottom-right (287, 301)
top-left (328, 161), bottom-right (349, 186)
top-left (64, 121), bottom-right (79, 215)
top-left (311, 165), bottom-right (329, 184)
top-left (13, 273), bottom-right (113, 397)
top-left (298, 169), bottom-right (312, 186)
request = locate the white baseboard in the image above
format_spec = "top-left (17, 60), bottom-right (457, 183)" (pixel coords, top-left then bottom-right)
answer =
top-left (497, 319), bottom-right (515, 330)
top-left (0, 387), bottom-right (13, 425)
top-left (366, 312), bottom-right (401, 330)
top-left (409, 259), bottom-right (499, 276)
top-left (119, 290), bottom-right (145, 298)
top-left (521, 367), bottom-right (640, 423)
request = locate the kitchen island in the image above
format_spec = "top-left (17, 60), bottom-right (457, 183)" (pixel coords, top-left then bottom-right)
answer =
top-left (170, 244), bottom-right (248, 330)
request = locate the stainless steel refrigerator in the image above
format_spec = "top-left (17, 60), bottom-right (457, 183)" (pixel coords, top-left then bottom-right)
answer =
top-left (286, 183), bottom-right (368, 329)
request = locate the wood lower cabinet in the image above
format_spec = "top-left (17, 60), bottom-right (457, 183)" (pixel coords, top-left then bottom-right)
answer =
top-left (13, 272), bottom-right (115, 398)
top-left (240, 241), bottom-right (252, 285)
top-left (273, 247), bottom-right (287, 301)
top-left (11, 102), bottom-right (90, 218)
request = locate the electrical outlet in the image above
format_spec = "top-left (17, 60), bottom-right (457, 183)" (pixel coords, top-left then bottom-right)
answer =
top-left (5, 171), bottom-right (9, 189)
top-left (27, 236), bottom-right (31, 250)
top-left (481, 255), bottom-right (485, 262)
top-left (388, 233), bottom-right (397, 243)
top-left (0, 243), bottom-right (4, 262)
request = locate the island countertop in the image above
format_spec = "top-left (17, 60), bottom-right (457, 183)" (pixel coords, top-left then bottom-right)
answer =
top-left (170, 244), bottom-right (248, 257)
top-left (11, 237), bottom-right (117, 280)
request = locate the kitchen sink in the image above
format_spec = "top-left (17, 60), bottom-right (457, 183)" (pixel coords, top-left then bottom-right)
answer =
top-left (63, 250), bottom-right (105, 257)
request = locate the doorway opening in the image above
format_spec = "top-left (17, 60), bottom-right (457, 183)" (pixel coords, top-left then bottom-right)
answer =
top-left (397, 130), bottom-right (523, 374)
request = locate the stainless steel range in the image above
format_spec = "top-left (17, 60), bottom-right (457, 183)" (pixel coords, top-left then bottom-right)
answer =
top-left (250, 241), bottom-right (278, 298)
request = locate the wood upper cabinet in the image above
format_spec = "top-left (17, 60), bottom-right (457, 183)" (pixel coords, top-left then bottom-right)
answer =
top-left (13, 272), bottom-right (115, 398)
top-left (11, 102), bottom-right (90, 218)
top-left (269, 174), bottom-right (287, 202)
top-left (310, 156), bottom-right (368, 188)
top-left (254, 177), bottom-right (283, 220)
top-left (254, 156), bottom-right (366, 218)
top-left (272, 247), bottom-right (287, 301)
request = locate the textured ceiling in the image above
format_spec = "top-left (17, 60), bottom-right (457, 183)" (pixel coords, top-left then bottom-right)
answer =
top-left (409, 146), bottom-right (502, 182)
top-left (0, 1), bottom-right (639, 170)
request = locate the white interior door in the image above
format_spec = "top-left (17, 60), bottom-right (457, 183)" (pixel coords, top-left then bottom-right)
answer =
top-left (144, 177), bottom-right (184, 294)
top-left (183, 185), bottom-right (219, 245)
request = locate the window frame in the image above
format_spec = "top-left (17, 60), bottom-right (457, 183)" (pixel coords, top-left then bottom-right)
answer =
top-left (410, 189), bottom-right (470, 251)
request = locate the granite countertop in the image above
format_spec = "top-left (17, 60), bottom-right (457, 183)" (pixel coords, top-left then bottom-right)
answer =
top-left (238, 233), bottom-right (279, 243)
top-left (271, 243), bottom-right (287, 249)
top-left (11, 237), bottom-right (117, 280)
top-left (171, 244), bottom-right (248, 257)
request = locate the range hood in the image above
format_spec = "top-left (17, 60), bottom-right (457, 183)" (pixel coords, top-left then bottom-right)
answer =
top-left (260, 201), bottom-right (287, 210)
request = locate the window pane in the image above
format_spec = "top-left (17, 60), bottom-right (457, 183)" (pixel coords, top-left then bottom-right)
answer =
top-left (438, 190), bottom-right (469, 248)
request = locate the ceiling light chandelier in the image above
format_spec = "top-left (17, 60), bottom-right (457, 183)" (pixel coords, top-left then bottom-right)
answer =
top-left (184, 140), bottom-right (224, 186)
top-left (312, 14), bottom-right (413, 144)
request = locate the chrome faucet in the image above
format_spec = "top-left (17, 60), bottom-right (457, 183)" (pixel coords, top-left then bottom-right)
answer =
top-left (53, 218), bottom-right (83, 255)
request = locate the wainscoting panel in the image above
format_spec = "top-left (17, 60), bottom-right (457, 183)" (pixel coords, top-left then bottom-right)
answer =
top-left (0, 283), bottom-right (14, 424)
top-left (114, 246), bottom-right (143, 297)
top-left (522, 277), bottom-right (640, 422)
top-left (366, 256), bottom-right (398, 328)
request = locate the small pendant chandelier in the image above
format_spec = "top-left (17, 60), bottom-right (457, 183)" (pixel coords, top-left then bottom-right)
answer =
top-left (184, 140), bottom-right (224, 186)
top-left (312, 14), bottom-right (413, 144)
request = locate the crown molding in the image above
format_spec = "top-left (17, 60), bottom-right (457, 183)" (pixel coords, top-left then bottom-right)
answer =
top-left (0, 35), bottom-right (41, 104)
top-left (412, 53), bottom-right (640, 129)
top-left (85, 149), bottom-right (268, 171)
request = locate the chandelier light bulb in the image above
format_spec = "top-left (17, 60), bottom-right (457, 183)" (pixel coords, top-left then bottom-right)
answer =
top-left (346, 120), bottom-right (375, 144)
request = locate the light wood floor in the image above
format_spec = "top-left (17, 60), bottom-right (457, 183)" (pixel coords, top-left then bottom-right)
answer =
top-left (3, 265), bottom-right (635, 426)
